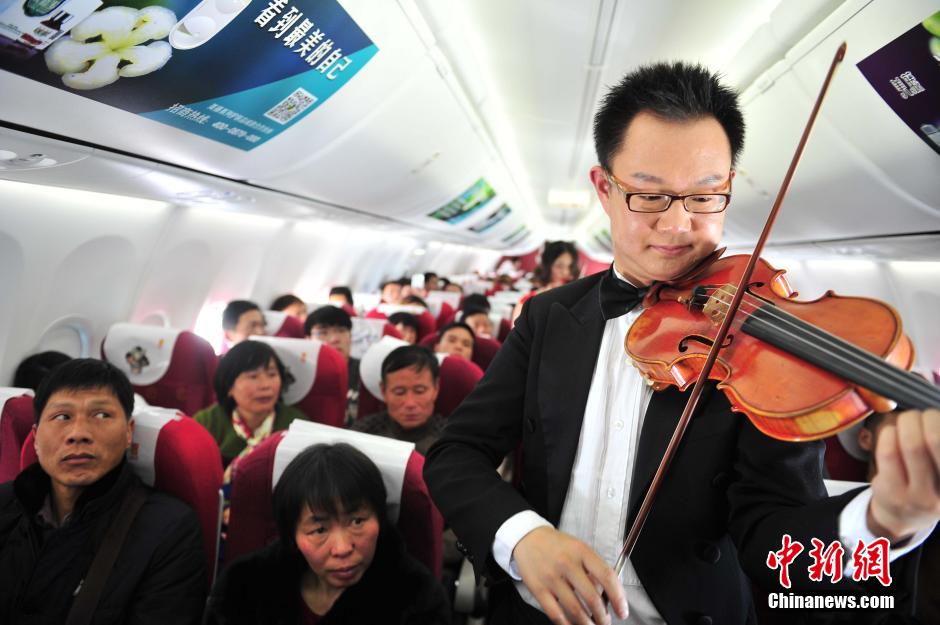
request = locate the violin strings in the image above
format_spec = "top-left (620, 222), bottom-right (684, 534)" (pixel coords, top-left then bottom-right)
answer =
top-left (694, 286), bottom-right (940, 404)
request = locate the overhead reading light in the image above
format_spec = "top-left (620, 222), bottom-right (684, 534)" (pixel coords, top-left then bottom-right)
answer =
top-left (0, 150), bottom-right (58, 170)
top-left (548, 189), bottom-right (592, 210)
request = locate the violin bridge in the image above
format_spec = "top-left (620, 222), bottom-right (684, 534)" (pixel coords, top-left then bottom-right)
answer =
top-left (702, 284), bottom-right (736, 326)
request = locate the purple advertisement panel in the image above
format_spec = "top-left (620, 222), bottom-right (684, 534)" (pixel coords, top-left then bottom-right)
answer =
top-left (856, 11), bottom-right (940, 155)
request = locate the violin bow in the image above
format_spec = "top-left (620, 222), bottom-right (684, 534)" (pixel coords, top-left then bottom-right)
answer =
top-left (612, 42), bottom-right (848, 579)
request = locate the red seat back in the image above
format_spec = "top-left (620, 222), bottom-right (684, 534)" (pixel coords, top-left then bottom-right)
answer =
top-left (419, 333), bottom-right (501, 371)
top-left (21, 407), bottom-right (224, 583)
top-left (0, 390), bottom-right (35, 483)
top-left (102, 323), bottom-right (217, 416)
top-left (250, 336), bottom-right (347, 428)
top-left (226, 424), bottom-right (443, 577)
top-left (264, 311), bottom-right (306, 339)
top-left (366, 305), bottom-right (437, 340)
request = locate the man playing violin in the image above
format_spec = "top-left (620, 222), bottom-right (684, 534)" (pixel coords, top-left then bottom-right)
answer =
top-left (425, 61), bottom-right (939, 625)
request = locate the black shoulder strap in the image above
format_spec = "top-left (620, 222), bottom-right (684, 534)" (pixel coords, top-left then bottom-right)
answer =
top-left (66, 483), bottom-right (148, 625)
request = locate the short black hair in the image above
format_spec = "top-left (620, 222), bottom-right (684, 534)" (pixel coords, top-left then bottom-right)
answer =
top-left (222, 300), bottom-right (261, 331)
top-left (273, 443), bottom-right (388, 550)
top-left (214, 341), bottom-right (289, 416)
top-left (397, 277), bottom-right (411, 287)
top-left (400, 294), bottom-right (428, 308)
top-left (380, 345), bottom-right (439, 385)
top-left (437, 322), bottom-right (475, 342)
top-left (304, 305), bottom-right (352, 336)
top-left (459, 307), bottom-right (490, 323)
top-left (329, 286), bottom-right (354, 306)
top-left (423, 272), bottom-right (438, 282)
top-left (34, 358), bottom-right (134, 424)
top-left (387, 312), bottom-right (419, 334)
top-left (593, 61), bottom-right (745, 170)
top-left (269, 294), bottom-right (304, 311)
top-left (460, 293), bottom-right (490, 312)
top-left (14, 351), bottom-right (72, 391)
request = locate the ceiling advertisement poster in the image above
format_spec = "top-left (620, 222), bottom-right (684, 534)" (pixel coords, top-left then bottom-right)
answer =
top-left (0, 0), bottom-right (377, 150)
top-left (427, 177), bottom-right (495, 225)
top-left (857, 10), bottom-right (940, 155)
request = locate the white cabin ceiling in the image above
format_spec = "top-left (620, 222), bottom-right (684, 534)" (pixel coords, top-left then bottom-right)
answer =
top-left (1, 0), bottom-right (937, 252)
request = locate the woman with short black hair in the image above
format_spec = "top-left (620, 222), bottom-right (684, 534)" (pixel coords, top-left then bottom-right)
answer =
top-left (205, 443), bottom-right (449, 624)
top-left (194, 341), bottom-right (304, 469)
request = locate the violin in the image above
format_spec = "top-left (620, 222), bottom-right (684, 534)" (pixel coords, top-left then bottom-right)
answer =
top-left (626, 253), bottom-right (940, 441)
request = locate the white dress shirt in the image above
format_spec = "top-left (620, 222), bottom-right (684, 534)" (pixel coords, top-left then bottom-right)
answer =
top-left (492, 267), bottom-right (932, 624)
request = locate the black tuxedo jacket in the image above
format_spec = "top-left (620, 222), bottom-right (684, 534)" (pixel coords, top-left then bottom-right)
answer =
top-left (425, 272), bottom-right (918, 625)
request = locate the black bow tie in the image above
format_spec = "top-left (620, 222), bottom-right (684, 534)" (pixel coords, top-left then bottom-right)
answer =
top-left (599, 267), bottom-right (649, 320)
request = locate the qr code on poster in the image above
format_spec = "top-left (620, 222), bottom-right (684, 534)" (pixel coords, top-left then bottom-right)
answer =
top-left (263, 88), bottom-right (318, 125)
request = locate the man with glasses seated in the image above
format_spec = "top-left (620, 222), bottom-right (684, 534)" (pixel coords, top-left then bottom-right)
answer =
top-left (305, 306), bottom-right (359, 424)
top-left (425, 61), bottom-right (936, 625)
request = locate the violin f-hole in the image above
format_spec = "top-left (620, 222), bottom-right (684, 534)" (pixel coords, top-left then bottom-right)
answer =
top-left (678, 334), bottom-right (734, 353)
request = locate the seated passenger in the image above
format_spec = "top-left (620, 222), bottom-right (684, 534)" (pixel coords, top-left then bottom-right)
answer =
top-left (328, 286), bottom-right (354, 308)
top-left (459, 293), bottom-right (490, 313)
top-left (12, 350), bottom-right (71, 390)
top-left (351, 346), bottom-right (443, 456)
top-left (270, 294), bottom-right (308, 321)
top-left (0, 359), bottom-right (205, 623)
top-left (423, 272), bottom-right (440, 292)
top-left (222, 300), bottom-right (266, 349)
top-left (380, 280), bottom-right (402, 305)
top-left (460, 307), bottom-right (494, 339)
top-left (194, 341), bottom-right (304, 469)
top-left (434, 322), bottom-right (474, 362)
top-left (400, 294), bottom-right (429, 309)
top-left (387, 312), bottom-right (419, 345)
top-left (305, 306), bottom-right (359, 423)
top-left (205, 443), bottom-right (449, 625)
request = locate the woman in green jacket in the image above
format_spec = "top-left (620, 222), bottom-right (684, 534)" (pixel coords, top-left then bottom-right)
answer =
top-left (195, 340), bottom-right (306, 470)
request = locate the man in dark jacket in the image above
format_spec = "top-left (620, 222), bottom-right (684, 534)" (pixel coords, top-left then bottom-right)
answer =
top-left (0, 358), bottom-right (206, 625)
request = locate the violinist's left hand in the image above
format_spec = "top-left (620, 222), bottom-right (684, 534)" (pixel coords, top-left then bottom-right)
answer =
top-left (867, 408), bottom-right (940, 543)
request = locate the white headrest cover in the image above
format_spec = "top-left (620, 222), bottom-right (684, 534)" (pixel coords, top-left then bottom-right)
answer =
top-left (263, 310), bottom-right (288, 335)
top-left (377, 304), bottom-right (427, 317)
top-left (350, 317), bottom-right (389, 361)
top-left (104, 323), bottom-right (180, 386)
top-left (128, 406), bottom-right (182, 486)
top-left (426, 291), bottom-right (460, 312)
top-left (359, 336), bottom-right (409, 400)
top-left (274, 420), bottom-right (414, 523)
top-left (249, 336), bottom-right (322, 405)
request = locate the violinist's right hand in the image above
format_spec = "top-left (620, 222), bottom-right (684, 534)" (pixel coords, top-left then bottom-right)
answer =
top-left (513, 526), bottom-right (629, 625)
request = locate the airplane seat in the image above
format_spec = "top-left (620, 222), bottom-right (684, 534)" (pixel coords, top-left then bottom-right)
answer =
top-left (435, 301), bottom-right (456, 328)
top-left (357, 336), bottom-right (483, 419)
top-left (0, 389), bottom-right (35, 483)
top-left (263, 310), bottom-right (306, 339)
top-left (225, 421), bottom-right (443, 578)
top-left (418, 332), bottom-right (501, 371)
top-left (249, 336), bottom-right (347, 428)
top-left (101, 322), bottom-right (217, 416)
top-left (340, 303), bottom-right (358, 318)
top-left (365, 304), bottom-right (436, 340)
top-left (20, 406), bottom-right (224, 583)
top-left (434, 357), bottom-right (484, 418)
top-left (497, 317), bottom-right (512, 342)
